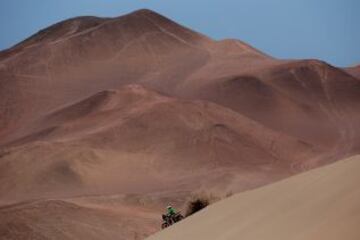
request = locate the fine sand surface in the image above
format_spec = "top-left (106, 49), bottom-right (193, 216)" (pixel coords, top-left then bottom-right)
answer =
top-left (148, 155), bottom-right (360, 240)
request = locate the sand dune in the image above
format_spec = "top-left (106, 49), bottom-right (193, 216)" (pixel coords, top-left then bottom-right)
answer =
top-left (148, 155), bottom-right (360, 240)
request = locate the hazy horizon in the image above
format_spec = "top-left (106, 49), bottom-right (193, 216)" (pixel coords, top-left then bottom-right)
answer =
top-left (0, 0), bottom-right (359, 67)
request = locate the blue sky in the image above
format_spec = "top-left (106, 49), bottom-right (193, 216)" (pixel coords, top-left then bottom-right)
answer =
top-left (0, 0), bottom-right (359, 67)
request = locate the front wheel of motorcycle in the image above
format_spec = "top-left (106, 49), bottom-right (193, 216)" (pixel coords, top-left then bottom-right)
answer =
top-left (161, 223), bottom-right (169, 229)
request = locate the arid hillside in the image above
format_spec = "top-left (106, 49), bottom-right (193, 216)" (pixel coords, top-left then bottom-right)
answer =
top-left (0, 9), bottom-right (359, 240)
top-left (345, 65), bottom-right (360, 79)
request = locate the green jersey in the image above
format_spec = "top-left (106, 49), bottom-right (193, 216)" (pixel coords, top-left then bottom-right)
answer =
top-left (167, 207), bottom-right (176, 215)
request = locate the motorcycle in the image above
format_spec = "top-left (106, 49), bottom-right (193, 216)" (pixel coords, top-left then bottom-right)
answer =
top-left (161, 212), bottom-right (184, 229)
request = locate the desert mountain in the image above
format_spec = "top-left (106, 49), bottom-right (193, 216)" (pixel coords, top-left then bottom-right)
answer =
top-left (148, 154), bottom-right (360, 240)
top-left (345, 65), bottom-right (360, 79)
top-left (0, 9), bottom-right (359, 240)
top-left (1, 10), bottom-right (359, 153)
top-left (0, 84), bottom-right (320, 201)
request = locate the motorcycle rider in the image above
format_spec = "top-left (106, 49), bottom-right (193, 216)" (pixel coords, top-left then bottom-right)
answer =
top-left (161, 205), bottom-right (184, 229)
top-left (167, 205), bottom-right (177, 216)
top-left (166, 205), bottom-right (177, 221)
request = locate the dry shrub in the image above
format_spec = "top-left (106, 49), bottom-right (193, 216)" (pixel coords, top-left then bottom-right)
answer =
top-left (183, 192), bottom-right (226, 217)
